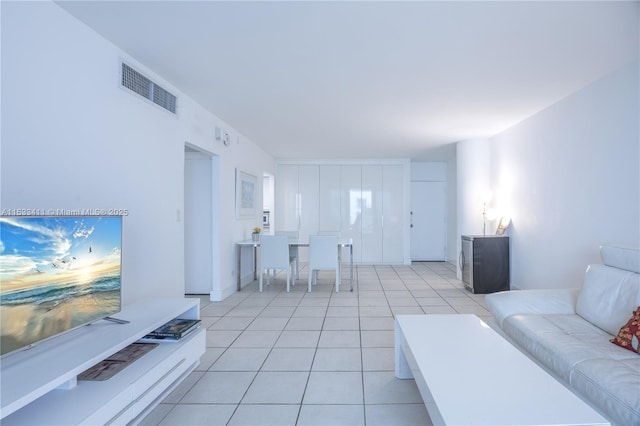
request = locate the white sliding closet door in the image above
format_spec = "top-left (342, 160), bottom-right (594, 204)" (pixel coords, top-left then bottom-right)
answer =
top-left (275, 164), bottom-right (299, 232)
top-left (275, 161), bottom-right (409, 265)
top-left (361, 165), bottom-right (383, 263)
top-left (297, 165), bottom-right (319, 241)
top-left (319, 165), bottom-right (341, 233)
top-left (341, 165), bottom-right (362, 264)
top-left (383, 164), bottom-right (405, 263)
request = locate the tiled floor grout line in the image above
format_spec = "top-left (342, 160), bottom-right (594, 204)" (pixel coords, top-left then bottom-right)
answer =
top-left (144, 262), bottom-right (488, 425)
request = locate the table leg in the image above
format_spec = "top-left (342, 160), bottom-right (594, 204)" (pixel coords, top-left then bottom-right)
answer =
top-left (350, 244), bottom-right (353, 291)
top-left (395, 320), bottom-right (413, 379)
top-left (236, 244), bottom-right (242, 291)
top-left (253, 245), bottom-right (257, 281)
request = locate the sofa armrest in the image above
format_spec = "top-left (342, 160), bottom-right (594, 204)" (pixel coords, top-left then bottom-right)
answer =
top-left (485, 289), bottom-right (580, 328)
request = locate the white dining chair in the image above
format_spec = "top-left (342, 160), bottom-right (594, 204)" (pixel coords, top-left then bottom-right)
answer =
top-left (259, 235), bottom-right (294, 292)
top-left (307, 235), bottom-right (341, 292)
top-left (318, 231), bottom-right (343, 267)
top-left (275, 230), bottom-right (299, 279)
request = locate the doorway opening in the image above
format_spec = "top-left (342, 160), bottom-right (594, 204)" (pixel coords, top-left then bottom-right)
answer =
top-left (410, 181), bottom-right (447, 261)
top-left (184, 144), bottom-right (220, 298)
top-left (262, 173), bottom-right (274, 233)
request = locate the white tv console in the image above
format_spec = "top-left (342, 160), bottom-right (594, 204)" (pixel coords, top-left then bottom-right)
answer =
top-left (1, 298), bottom-right (205, 425)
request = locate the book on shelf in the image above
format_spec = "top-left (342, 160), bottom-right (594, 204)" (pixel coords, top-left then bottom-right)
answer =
top-left (79, 342), bottom-right (158, 381)
top-left (143, 318), bottom-right (201, 340)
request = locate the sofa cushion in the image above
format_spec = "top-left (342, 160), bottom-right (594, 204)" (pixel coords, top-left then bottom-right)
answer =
top-left (576, 264), bottom-right (640, 336)
top-left (601, 244), bottom-right (640, 273)
top-left (611, 306), bottom-right (640, 354)
top-left (485, 288), bottom-right (579, 328)
top-left (570, 357), bottom-right (640, 426)
top-left (503, 314), bottom-right (632, 381)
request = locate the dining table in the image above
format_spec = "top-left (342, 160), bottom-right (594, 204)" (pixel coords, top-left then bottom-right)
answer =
top-left (235, 237), bottom-right (354, 291)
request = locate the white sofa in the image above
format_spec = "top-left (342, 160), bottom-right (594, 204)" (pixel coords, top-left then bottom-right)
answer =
top-left (486, 245), bottom-right (640, 426)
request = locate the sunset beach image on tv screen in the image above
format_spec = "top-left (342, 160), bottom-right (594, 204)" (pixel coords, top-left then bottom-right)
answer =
top-left (0, 216), bottom-right (122, 357)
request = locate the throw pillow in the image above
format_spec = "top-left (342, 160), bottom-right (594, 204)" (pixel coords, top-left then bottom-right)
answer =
top-left (611, 306), bottom-right (640, 354)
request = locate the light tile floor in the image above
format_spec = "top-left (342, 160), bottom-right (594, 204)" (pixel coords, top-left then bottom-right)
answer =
top-left (141, 262), bottom-right (491, 426)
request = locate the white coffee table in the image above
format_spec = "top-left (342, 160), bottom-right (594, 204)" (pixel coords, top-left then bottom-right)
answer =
top-left (395, 314), bottom-right (610, 426)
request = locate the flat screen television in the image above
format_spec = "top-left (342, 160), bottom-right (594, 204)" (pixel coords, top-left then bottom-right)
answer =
top-left (0, 215), bottom-right (122, 357)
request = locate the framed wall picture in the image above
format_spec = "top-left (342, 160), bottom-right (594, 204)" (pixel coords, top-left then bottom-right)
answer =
top-left (236, 169), bottom-right (257, 218)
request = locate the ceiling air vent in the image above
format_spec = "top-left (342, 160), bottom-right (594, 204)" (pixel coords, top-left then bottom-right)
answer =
top-left (121, 62), bottom-right (177, 114)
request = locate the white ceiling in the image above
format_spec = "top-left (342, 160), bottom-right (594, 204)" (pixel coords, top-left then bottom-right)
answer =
top-left (57, 1), bottom-right (639, 160)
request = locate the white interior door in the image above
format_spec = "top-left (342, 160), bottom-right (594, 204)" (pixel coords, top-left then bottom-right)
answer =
top-left (410, 181), bottom-right (446, 261)
top-left (184, 150), bottom-right (213, 294)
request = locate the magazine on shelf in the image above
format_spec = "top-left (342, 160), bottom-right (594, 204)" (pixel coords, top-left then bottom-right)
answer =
top-left (143, 318), bottom-right (201, 340)
top-left (78, 342), bottom-right (158, 381)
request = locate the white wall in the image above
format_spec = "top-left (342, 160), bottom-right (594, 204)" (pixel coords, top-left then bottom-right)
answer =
top-left (455, 139), bottom-right (492, 277)
top-left (1, 1), bottom-right (275, 304)
top-left (490, 61), bottom-right (640, 289)
top-left (445, 157), bottom-right (457, 263)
